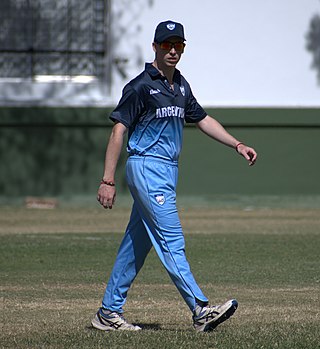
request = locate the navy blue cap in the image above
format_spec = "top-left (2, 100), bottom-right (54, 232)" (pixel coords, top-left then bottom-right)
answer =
top-left (154, 20), bottom-right (186, 43)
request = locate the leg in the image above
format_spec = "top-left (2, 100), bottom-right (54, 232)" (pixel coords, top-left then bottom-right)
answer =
top-left (102, 202), bottom-right (152, 313)
top-left (126, 157), bottom-right (208, 312)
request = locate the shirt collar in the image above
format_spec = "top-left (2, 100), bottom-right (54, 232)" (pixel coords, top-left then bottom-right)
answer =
top-left (145, 62), bottom-right (181, 81)
top-left (145, 63), bottom-right (162, 78)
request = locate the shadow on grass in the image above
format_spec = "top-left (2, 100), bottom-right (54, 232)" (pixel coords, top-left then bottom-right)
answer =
top-left (85, 323), bottom-right (162, 331)
top-left (137, 323), bottom-right (162, 331)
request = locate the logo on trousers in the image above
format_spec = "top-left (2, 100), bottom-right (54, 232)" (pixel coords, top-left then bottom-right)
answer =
top-left (155, 193), bottom-right (165, 205)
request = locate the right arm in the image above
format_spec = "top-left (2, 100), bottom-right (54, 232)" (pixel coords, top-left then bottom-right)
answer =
top-left (97, 122), bottom-right (128, 209)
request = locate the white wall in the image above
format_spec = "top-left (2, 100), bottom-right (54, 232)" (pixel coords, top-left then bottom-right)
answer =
top-left (111, 0), bottom-right (320, 107)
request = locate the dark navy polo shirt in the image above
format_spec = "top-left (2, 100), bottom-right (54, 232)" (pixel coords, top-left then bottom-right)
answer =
top-left (110, 63), bottom-right (207, 161)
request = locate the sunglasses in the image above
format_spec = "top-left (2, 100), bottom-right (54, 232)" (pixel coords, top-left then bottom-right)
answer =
top-left (159, 41), bottom-right (185, 52)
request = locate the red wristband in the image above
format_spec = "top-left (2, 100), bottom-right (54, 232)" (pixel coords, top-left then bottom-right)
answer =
top-left (235, 142), bottom-right (244, 152)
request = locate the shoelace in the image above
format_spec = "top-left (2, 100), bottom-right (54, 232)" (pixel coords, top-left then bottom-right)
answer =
top-left (111, 312), bottom-right (127, 322)
top-left (101, 309), bottom-right (130, 325)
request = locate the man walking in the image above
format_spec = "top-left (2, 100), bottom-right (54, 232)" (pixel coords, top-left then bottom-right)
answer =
top-left (92, 20), bottom-right (257, 332)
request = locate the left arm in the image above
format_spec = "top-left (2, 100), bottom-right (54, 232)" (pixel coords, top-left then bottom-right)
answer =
top-left (196, 115), bottom-right (257, 166)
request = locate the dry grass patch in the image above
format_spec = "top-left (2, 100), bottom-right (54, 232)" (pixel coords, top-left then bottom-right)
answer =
top-left (1, 205), bottom-right (319, 349)
top-left (3, 283), bottom-right (319, 333)
top-left (1, 206), bottom-right (320, 235)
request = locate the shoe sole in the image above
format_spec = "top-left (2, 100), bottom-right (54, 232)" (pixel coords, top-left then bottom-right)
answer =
top-left (203, 299), bottom-right (238, 332)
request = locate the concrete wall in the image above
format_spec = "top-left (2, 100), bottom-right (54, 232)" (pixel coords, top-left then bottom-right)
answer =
top-left (0, 107), bottom-right (319, 202)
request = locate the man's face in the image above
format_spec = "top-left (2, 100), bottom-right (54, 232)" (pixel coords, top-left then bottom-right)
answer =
top-left (153, 36), bottom-right (185, 68)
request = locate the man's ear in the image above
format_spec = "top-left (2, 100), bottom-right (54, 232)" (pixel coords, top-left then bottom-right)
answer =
top-left (152, 42), bottom-right (157, 53)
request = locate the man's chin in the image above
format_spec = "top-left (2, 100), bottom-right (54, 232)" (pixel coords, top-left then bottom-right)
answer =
top-left (165, 60), bottom-right (178, 67)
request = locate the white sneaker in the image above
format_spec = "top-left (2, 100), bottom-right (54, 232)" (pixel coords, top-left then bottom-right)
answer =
top-left (193, 299), bottom-right (238, 332)
top-left (91, 308), bottom-right (141, 331)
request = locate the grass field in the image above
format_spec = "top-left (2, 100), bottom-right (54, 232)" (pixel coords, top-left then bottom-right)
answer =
top-left (1, 202), bottom-right (320, 349)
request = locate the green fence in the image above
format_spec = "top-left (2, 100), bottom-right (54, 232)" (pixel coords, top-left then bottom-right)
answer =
top-left (0, 107), bottom-right (319, 201)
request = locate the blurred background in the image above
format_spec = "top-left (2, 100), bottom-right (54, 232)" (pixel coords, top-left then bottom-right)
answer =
top-left (0, 0), bottom-right (319, 207)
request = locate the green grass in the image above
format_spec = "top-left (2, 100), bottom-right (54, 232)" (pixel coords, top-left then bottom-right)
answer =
top-left (1, 206), bottom-right (320, 348)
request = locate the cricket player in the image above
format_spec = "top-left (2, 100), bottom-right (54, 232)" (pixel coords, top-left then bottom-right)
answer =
top-left (92, 20), bottom-right (257, 332)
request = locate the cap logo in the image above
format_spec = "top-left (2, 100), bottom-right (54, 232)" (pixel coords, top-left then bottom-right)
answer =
top-left (167, 23), bottom-right (176, 31)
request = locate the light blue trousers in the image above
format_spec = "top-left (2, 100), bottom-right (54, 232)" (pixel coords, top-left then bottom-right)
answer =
top-left (102, 156), bottom-right (208, 312)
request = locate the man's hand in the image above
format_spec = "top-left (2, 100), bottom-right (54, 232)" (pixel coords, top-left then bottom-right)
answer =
top-left (236, 143), bottom-right (257, 166)
top-left (97, 184), bottom-right (116, 209)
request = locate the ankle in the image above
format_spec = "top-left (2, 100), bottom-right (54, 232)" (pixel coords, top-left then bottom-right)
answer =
top-left (100, 307), bottom-right (113, 315)
top-left (194, 304), bottom-right (205, 316)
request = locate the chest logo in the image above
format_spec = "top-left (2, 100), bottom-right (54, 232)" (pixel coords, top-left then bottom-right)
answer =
top-left (180, 86), bottom-right (185, 96)
top-left (150, 89), bottom-right (161, 95)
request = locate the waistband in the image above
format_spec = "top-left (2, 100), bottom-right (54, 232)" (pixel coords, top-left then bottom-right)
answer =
top-left (128, 154), bottom-right (178, 166)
